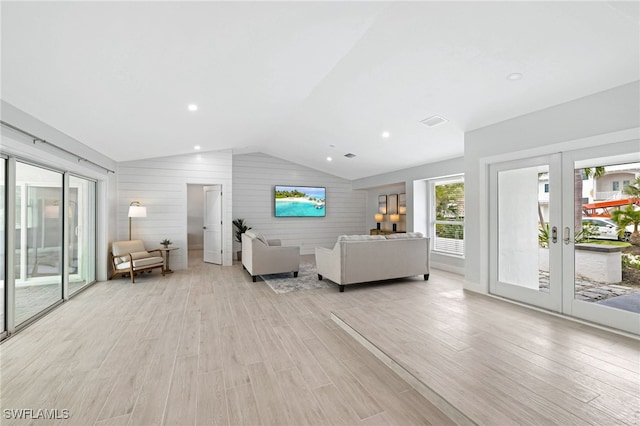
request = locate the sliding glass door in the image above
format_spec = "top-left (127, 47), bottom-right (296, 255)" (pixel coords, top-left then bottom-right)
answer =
top-left (68, 175), bottom-right (96, 295)
top-left (1, 158), bottom-right (6, 338)
top-left (0, 156), bottom-right (97, 338)
top-left (490, 141), bottom-right (640, 335)
top-left (15, 162), bottom-right (64, 326)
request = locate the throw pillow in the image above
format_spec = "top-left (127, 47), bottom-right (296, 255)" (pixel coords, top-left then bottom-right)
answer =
top-left (255, 233), bottom-right (269, 246)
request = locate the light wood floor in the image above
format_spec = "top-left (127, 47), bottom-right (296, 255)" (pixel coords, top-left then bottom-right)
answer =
top-left (1, 252), bottom-right (638, 425)
top-left (333, 288), bottom-right (640, 425)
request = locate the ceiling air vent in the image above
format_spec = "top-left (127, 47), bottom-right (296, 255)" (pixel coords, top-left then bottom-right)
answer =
top-left (344, 153), bottom-right (356, 159)
top-left (421, 115), bottom-right (448, 128)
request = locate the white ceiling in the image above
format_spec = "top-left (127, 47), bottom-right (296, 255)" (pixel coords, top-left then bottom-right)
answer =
top-left (2, 1), bottom-right (639, 180)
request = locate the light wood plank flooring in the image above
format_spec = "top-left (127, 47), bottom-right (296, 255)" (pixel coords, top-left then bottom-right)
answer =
top-left (1, 252), bottom-right (638, 425)
top-left (332, 280), bottom-right (640, 426)
top-left (1, 254), bottom-right (453, 425)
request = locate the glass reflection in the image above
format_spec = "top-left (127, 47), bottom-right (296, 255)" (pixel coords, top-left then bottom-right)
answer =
top-left (15, 162), bottom-right (63, 325)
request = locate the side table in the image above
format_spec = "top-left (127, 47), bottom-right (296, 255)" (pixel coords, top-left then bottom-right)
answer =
top-left (157, 246), bottom-right (179, 273)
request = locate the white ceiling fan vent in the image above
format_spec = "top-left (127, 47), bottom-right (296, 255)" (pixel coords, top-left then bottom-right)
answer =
top-left (420, 115), bottom-right (448, 128)
top-left (344, 153), bottom-right (357, 159)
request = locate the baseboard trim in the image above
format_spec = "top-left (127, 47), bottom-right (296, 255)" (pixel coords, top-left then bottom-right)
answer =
top-left (431, 262), bottom-right (465, 276)
top-left (484, 293), bottom-right (640, 341)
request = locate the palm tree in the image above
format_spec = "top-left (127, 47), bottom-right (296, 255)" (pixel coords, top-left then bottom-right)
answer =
top-left (623, 176), bottom-right (640, 200)
top-left (611, 205), bottom-right (640, 245)
top-left (574, 167), bottom-right (606, 230)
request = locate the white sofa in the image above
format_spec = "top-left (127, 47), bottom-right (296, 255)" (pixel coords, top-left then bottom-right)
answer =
top-left (315, 233), bottom-right (430, 292)
top-left (241, 231), bottom-right (300, 282)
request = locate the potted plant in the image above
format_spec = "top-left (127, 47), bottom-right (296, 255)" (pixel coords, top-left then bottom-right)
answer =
top-left (232, 218), bottom-right (251, 261)
top-left (160, 238), bottom-right (172, 248)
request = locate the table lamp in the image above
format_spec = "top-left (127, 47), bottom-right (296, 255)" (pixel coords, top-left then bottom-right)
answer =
top-left (390, 214), bottom-right (400, 232)
top-left (374, 213), bottom-right (384, 230)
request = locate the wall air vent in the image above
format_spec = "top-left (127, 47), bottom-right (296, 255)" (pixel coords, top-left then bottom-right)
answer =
top-left (420, 115), bottom-right (448, 128)
top-left (344, 153), bottom-right (357, 159)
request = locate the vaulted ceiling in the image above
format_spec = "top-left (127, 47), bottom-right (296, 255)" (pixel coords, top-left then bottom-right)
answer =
top-left (2, 1), bottom-right (638, 179)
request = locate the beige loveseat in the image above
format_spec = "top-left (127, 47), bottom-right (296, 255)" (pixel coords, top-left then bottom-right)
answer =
top-left (241, 231), bottom-right (300, 282)
top-left (315, 233), bottom-right (430, 292)
top-left (110, 239), bottom-right (165, 283)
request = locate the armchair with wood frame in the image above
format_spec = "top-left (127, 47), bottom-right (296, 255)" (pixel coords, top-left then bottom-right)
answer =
top-left (110, 239), bottom-right (165, 283)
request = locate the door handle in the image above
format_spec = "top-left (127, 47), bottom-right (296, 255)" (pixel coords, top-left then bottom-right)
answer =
top-left (551, 226), bottom-right (557, 243)
top-left (564, 227), bottom-right (571, 245)
top-left (203, 226), bottom-right (207, 229)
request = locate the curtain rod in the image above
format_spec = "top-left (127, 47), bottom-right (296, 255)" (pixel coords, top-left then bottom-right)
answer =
top-left (0, 120), bottom-right (115, 174)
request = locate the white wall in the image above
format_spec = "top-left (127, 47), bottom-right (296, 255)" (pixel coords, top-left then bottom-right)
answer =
top-left (465, 81), bottom-right (640, 293)
top-left (1, 101), bottom-right (116, 281)
top-left (117, 150), bottom-right (233, 268)
top-left (233, 153), bottom-right (366, 255)
top-left (353, 157), bottom-right (465, 274)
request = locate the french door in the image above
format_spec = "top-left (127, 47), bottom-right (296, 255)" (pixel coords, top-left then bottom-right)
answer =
top-left (490, 140), bottom-right (640, 335)
top-left (490, 154), bottom-right (563, 312)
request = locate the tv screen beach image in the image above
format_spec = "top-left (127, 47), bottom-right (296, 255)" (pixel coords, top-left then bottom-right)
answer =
top-left (275, 186), bottom-right (326, 217)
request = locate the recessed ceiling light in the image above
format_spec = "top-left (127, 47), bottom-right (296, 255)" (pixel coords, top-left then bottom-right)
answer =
top-left (507, 73), bottom-right (523, 81)
top-left (188, 104), bottom-right (198, 111)
top-left (381, 131), bottom-right (390, 138)
top-left (194, 145), bottom-right (201, 150)
top-left (326, 156), bottom-right (332, 162)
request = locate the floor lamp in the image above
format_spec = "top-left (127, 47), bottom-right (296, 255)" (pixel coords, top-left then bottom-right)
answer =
top-left (128, 201), bottom-right (147, 240)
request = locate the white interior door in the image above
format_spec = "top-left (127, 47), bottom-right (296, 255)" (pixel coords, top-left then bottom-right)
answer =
top-left (203, 185), bottom-right (222, 264)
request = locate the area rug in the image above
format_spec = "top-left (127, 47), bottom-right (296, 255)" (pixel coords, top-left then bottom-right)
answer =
top-left (260, 261), bottom-right (332, 294)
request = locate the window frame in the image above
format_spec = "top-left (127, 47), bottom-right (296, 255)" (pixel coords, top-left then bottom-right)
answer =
top-left (431, 175), bottom-right (465, 258)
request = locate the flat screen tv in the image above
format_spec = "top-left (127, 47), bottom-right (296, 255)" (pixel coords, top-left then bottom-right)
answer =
top-left (274, 185), bottom-right (326, 217)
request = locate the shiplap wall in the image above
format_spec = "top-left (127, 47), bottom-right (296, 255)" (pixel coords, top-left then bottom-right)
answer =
top-left (233, 153), bottom-right (367, 255)
top-left (117, 150), bottom-right (233, 268)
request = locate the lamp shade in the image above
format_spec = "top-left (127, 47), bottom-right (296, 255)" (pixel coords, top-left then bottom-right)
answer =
top-left (389, 214), bottom-right (400, 223)
top-left (374, 213), bottom-right (384, 222)
top-left (45, 204), bottom-right (60, 219)
top-left (128, 202), bottom-right (147, 218)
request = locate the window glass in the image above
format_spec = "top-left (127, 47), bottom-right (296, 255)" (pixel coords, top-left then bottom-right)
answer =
top-left (15, 162), bottom-right (63, 325)
top-left (68, 176), bottom-right (96, 294)
top-left (0, 159), bottom-right (5, 334)
top-left (433, 178), bottom-right (464, 256)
